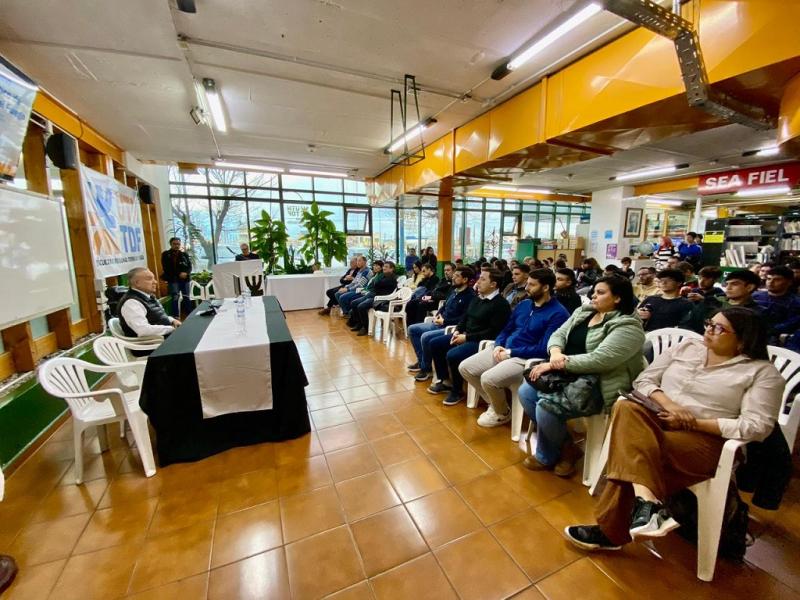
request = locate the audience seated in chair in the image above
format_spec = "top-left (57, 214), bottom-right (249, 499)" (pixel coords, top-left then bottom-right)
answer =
top-left (720, 269), bottom-right (761, 312)
top-left (406, 261), bottom-right (455, 325)
top-left (564, 307), bottom-right (784, 552)
top-left (408, 267), bottom-right (475, 381)
top-left (319, 256), bottom-right (360, 315)
top-left (619, 256), bottom-right (636, 280)
top-left (680, 266), bottom-right (726, 333)
top-left (637, 269), bottom-right (692, 332)
top-left (460, 268), bottom-right (569, 425)
top-left (521, 275), bottom-right (645, 477)
top-left (349, 261), bottom-right (398, 336)
top-left (501, 263), bottom-right (531, 309)
top-left (632, 267), bottom-right (659, 302)
top-left (118, 267), bottom-right (180, 338)
top-left (425, 269), bottom-right (511, 406)
top-left (407, 261), bottom-right (424, 289)
top-left (753, 265), bottom-right (800, 346)
top-left (554, 267), bottom-right (582, 315)
top-left (576, 258), bottom-right (603, 296)
top-left (332, 256), bottom-right (372, 316)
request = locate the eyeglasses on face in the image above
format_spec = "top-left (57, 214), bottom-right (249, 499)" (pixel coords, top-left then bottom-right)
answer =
top-left (703, 319), bottom-right (732, 335)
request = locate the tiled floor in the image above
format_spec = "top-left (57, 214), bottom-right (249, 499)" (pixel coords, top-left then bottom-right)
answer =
top-left (2, 309), bottom-right (800, 599)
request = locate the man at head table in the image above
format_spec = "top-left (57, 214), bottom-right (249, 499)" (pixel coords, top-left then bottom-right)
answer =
top-left (235, 243), bottom-right (260, 261)
top-left (118, 267), bottom-right (181, 338)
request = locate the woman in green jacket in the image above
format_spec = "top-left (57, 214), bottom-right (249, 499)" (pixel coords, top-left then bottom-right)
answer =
top-left (520, 275), bottom-right (646, 476)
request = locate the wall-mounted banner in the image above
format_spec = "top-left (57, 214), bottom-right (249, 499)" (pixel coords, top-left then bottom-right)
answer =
top-left (0, 57), bottom-right (37, 179)
top-left (698, 162), bottom-right (800, 196)
top-left (81, 166), bottom-right (146, 278)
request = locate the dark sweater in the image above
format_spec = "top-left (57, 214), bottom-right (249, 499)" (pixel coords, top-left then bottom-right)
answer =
top-left (373, 274), bottom-right (398, 296)
top-left (416, 274), bottom-right (440, 292)
top-left (640, 295), bottom-right (693, 332)
top-left (556, 289), bottom-right (582, 315)
top-left (430, 279), bottom-right (453, 303)
top-left (456, 293), bottom-right (512, 342)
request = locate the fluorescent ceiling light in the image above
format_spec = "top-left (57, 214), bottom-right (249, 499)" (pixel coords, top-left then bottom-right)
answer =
top-left (289, 168), bottom-right (348, 178)
top-left (613, 165), bottom-right (686, 182)
top-left (387, 118), bottom-right (437, 153)
top-left (507, 2), bottom-right (603, 71)
top-left (735, 185), bottom-right (791, 198)
top-left (214, 160), bottom-right (284, 173)
top-left (754, 146), bottom-right (780, 157)
top-left (481, 185), bottom-right (552, 194)
top-left (202, 78), bottom-right (227, 133)
top-left (645, 199), bottom-right (683, 206)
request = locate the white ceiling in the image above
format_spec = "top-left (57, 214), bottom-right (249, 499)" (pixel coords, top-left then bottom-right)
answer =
top-left (0, 0), bottom-right (653, 177)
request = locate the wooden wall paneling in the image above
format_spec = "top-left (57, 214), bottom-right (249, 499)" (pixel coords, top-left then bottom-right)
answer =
top-left (70, 319), bottom-right (89, 340)
top-left (0, 352), bottom-right (14, 380)
top-left (33, 333), bottom-right (58, 360)
top-left (21, 122), bottom-right (51, 196)
top-left (1, 322), bottom-right (36, 372)
top-left (46, 308), bottom-right (75, 349)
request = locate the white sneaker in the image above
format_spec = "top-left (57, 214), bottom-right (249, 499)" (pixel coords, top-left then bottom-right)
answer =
top-left (477, 405), bottom-right (511, 428)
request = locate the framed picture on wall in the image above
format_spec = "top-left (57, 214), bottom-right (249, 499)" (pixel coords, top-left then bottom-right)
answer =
top-left (623, 208), bottom-right (643, 238)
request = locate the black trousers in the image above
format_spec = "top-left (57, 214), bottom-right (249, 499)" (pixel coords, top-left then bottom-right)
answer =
top-left (326, 286), bottom-right (341, 307)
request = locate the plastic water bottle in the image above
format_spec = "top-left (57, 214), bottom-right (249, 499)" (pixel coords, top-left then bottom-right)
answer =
top-left (235, 295), bottom-right (247, 334)
top-left (242, 287), bottom-right (252, 308)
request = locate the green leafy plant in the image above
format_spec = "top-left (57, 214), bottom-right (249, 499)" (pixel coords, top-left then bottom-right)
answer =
top-left (191, 270), bottom-right (213, 285)
top-left (250, 210), bottom-right (288, 274)
top-left (282, 246), bottom-right (313, 274)
top-left (299, 200), bottom-right (348, 267)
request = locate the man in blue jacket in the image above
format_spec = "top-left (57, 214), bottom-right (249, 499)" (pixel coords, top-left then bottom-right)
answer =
top-left (407, 266), bottom-right (475, 381)
top-left (460, 268), bottom-right (569, 425)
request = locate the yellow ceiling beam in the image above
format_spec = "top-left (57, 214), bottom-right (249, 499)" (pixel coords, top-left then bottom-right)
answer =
top-left (634, 176), bottom-right (700, 196)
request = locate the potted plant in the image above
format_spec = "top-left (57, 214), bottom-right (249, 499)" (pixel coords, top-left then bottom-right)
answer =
top-left (299, 200), bottom-right (348, 267)
top-left (250, 210), bottom-right (288, 274)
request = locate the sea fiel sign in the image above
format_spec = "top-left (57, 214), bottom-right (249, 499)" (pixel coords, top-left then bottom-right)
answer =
top-left (81, 166), bottom-right (147, 278)
top-left (698, 162), bottom-right (800, 196)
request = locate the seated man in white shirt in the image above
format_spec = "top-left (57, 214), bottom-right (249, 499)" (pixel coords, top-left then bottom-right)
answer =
top-left (118, 267), bottom-right (180, 338)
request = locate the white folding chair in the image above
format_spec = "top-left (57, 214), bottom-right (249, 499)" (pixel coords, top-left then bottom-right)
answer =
top-left (371, 287), bottom-right (413, 341)
top-left (38, 357), bottom-right (157, 484)
top-left (189, 279), bottom-right (206, 303)
top-left (92, 336), bottom-right (161, 387)
top-left (107, 317), bottom-right (164, 345)
top-left (367, 288), bottom-right (401, 335)
top-left (645, 327), bottom-right (703, 360)
top-left (396, 275), bottom-right (407, 287)
top-left (205, 280), bottom-right (217, 300)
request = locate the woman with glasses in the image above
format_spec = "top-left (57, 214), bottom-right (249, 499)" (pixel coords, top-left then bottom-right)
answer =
top-left (564, 307), bottom-right (785, 551)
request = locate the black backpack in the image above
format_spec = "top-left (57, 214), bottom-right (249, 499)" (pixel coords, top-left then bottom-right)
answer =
top-left (666, 482), bottom-right (752, 561)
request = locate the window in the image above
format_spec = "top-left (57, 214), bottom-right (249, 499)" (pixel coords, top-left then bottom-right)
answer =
top-left (502, 214), bottom-right (519, 236)
top-left (284, 203), bottom-right (311, 254)
top-left (419, 209), bottom-right (438, 253)
top-left (345, 208), bottom-right (370, 234)
top-left (373, 208), bottom-right (398, 261)
top-left (314, 177), bottom-right (342, 193)
top-left (464, 211), bottom-right (483, 261)
top-left (211, 199), bottom-right (248, 263)
top-left (172, 197), bottom-right (213, 271)
top-left (281, 174), bottom-right (312, 190)
top-left (483, 211), bottom-right (502, 258)
top-left (400, 209), bottom-right (419, 258)
top-left (452, 211), bottom-right (464, 260)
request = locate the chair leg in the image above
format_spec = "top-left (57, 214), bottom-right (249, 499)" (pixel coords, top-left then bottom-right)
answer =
top-left (73, 425), bottom-right (85, 485)
top-left (582, 415), bottom-right (607, 487)
top-left (511, 390), bottom-right (523, 442)
top-left (588, 422), bottom-right (612, 496)
top-left (96, 424), bottom-right (110, 452)
top-left (694, 479), bottom-right (727, 581)
top-left (466, 384), bottom-right (479, 409)
top-left (127, 411), bottom-right (157, 478)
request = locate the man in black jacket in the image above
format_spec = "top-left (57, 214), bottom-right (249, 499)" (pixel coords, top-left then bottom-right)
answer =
top-left (351, 262), bottom-right (398, 336)
top-left (407, 261), bottom-right (454, 325)
top-left (160, 237), bottom-right (192, 318)
top-left (320, 256), bottom-right (360, 315)
top-left (554, 267), bottom-right (582, 315)
top-left (427, 269), bottom-right (511, 405)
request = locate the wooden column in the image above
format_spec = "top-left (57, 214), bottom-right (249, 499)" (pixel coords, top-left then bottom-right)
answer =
top-left (21, 122), bottom-right (51, 196)
top-left (61, 151), bottom-right (104, 334)
top-left (437, 195), bottom-right (454, 262)
top-left (46, 308), bottom-right (75, 349)
top-left (1, 323), bottom-right (36, 373)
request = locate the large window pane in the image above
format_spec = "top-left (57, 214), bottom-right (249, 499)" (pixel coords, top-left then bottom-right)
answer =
top-left (247, 202), bottom-right (281, 231)
top-left (400, 209), bottom-right (419, 259)
top-left (344, 180), bottom-right (366, 195)
top-left (282, 190), bottom-right (314, 202)
top-left (211, 199), bottom-right (248, 263)
top-left (344, 194), bottom-right (369, 205)
top-left (284, 203), bottom-right (311, 257)
top-left (521, 214), bottom-right (537, 238)
top-left (452, 211), bottom-right (464, 260)
top-left (464, 210), bottom-right (483, 261)
top-left (314, 177), bottom-right (342, 193)
top-left (373, 208), bottom-right (398, 262)
top-left (282, 175), bottom-right (312, 190)
top-left (483, 211), bottom-right (502, 258)
top-left (247, 188), bottom-right (279, 199)
top-left (419, 209), bottom-right (438, 253)
top-left (246, 172), bottom-right (280, 189)
top-left (172, 197), bottom-right (213, 271)
top-left (537, 212), bottom-right (553, 239)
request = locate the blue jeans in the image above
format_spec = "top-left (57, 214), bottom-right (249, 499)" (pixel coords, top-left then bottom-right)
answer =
top-left (338, 291), bottom-right (361, 314)
top-left (353, 296), bottom-right (376, 328)
top-left (519, 381), bottom-right (568, 466)
top-left (408, 322), bottom-right (446, 371)
top-left (429, 335), bottom-right (479, 391)
top-left (167, 280), bottom-right (191, 317)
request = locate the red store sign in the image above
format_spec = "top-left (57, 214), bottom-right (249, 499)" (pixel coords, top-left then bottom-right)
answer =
top-left (698, 162), bottom-right (800, 196)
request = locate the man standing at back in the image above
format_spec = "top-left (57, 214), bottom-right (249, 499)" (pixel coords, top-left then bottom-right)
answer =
top-left (160, 237), bottom-right (192, 318)
top-left (460, 269), bottom-right (569, 425)
top-left (677, 231), bottom-right (703, 270)
top-left (119, 267), bottom-right (180, 337)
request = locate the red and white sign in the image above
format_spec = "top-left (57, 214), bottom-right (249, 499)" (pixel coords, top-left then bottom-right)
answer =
top-left (698, 162), bottom-right (800, 196)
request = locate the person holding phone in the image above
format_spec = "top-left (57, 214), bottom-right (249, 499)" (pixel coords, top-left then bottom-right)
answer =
top-left (637, 269), bottom-right (692, 332)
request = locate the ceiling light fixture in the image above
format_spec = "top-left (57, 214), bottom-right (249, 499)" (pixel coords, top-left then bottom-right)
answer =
top-left (386, 117), bottom-right (437, 153)
top-left (735, 185), bottom-right (791, 198)
top-left (493, 2), bottom-right (603, 79)
top-left (202, 78), bottom-right (227, 133)
top-left (645, 198), bottom-right (683, 206)
top-left (289, 168), bottom-right (349, 178)
top-left (611, 163), bottom-right (690, 182)
top-left (742, 146), bottom-right (781, 158)
top-left (213, 160), bottom-right (284, 173)
top-left (481, 185), bottom-right (552, 194)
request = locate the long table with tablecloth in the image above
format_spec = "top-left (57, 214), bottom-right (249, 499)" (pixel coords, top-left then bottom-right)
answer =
top-left (264, 273), bottom-right (343, 311)
top-left (139, 295), bottom-right (310, 466)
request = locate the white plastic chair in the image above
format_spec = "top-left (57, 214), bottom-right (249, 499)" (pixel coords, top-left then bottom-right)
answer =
top-left (370, 287), bottom-right (413, 341)
top-left (38, 357), bottom-right (157, 484)
top-left (396, 275), bottom-right (407, 287)
top-left (366, 288), bottom-right (400, 334)
top-left (108, 317), bottom-right (164, 345)
top-left (93, 336), bottom-right (161, 388)
top-left (205, 280), bottom-right (217, 300)
top-left (645, 327), bottom-right (703, 360)
top-left (189, 279), bottom-right (205, 303)
top-left (580, 294), bottom-right (591, 306)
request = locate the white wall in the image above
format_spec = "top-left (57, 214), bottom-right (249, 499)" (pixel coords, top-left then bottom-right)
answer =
top-left (587, 186), bottom-right (645, 266)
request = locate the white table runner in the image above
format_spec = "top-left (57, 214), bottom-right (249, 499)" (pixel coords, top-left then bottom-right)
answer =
top-left (194, 298), bottom-right (272, 419)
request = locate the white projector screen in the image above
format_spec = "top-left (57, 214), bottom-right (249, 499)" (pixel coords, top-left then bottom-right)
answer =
top-left (0, 185), bottom-right (75, 329)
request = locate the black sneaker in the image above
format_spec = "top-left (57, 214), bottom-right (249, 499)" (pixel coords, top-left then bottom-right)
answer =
top-left (407, 362), bottom-right (421, 372)
top-left (442, 392), bottom-right (464, 406)
top-left (427, 381), bottom-right (452, 394)
top-left (414, 371), bottom-right (432, 382)
top-left (564, 525), bottom-right (622, 551)
top-left (629, 497), bottom-right (679, 539)
top-left (356, 328), bottom-right (369, 336)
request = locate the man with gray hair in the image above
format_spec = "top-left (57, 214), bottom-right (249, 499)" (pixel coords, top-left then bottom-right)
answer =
top-left (118, 267), bottom-right (180, 337)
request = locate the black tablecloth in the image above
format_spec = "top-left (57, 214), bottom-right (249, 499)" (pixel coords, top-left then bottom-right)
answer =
top-left (140, 296), bottom-right (310, 466)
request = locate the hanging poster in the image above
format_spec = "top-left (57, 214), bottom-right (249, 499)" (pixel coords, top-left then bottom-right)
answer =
top-left (81, 166), bottom-right (147, 278)
top-left (606, 244), bottom-right (618, 259)
top-left (0, 58), bottom-right (37, 179)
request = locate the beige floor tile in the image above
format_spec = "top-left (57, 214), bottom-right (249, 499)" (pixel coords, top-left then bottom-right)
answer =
top-left (356, 414), bottom-right (405, 441)
top-left (467, 435), bottom-right (527, 469)
top-left (428, 445), bottom-right (492, 485)
top-left (336, 471), bottom-right (401, 522)
top-left (407, 422), bottom-right (464, 455)
top-left (324, 580), bottom-right (374, 599)
top-left (307, 391), bottom-right (346, 410)
top-left (535, 557), bottom-right (627, 600)
top-left (97, 473), bottom-right (163, 509)
top-left (384, 456), bottom-right (448, 503)
top-left (318, 422), bottom-right (367, 452)
top-left (280, 486), bottom-right (345, 543)
top-left (29, 479), bottom-right (108, 524)
top-left (405, 488), bottom-right (483, 549)
top-left (496, 463), bottom-right (574, 506)
top-left (73, 496), bottom-right (158, 554)
top-left (370, 553), bottom-right (458, 600)
top-left (49, 542), bottom-right (139, 600)
top-left (218, 467), bottom-right (279, 514)
top-left (211, 500), bottom-right (283, 568)
top-left (8, 513), bottom-right (91, 567)
top-left (0, 558), bottom-right (65, 600)
top-left (312, 405), bottom-right (356, 430)
top-left (274, 432), bottom-right (324, 467)
top-left (326, 444), bottom-right (381, 483)
top-left (277, 454), bottom-right (333, 496)
top-left (393, 405), bottom-right (439, 430)
top-left (339, 385), bottom-right (378, 403)
top-left (370, 432), bottom-right (424, 467)
top-left (350, 506), bottom-right (427, 576)
top-left (456, 473), bottom-right (531, 525)
top-left (147, 482), bottom-right (220, 536)
top-left (126, 572), bottom-right (209, 600)
top-left (207, 547), bottom-right (290, 600)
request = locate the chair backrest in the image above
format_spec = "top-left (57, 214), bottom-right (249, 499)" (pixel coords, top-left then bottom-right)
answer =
top-left (205, 280), bottom-right (216, 299)
top-left (396, 275), bottom-right (407, 287)
top-left (389, 287), bottom-right (414, 313)
top-left (189, 279), bottom-right (205, 301)
top-left (580, 295), bottom-right (591, 306)
top-left (38, 358), bottom-right (110, 418)
top-left (93, 336), bottom-right (160, 365)
top-left (107, 317), bottom-right (163, 344)
top-left (645, 328), bottom-right (703, 361)
top-left (767, 345), bottom-right (800, 449)
top-left (108, 317), bottom-right (126, 339)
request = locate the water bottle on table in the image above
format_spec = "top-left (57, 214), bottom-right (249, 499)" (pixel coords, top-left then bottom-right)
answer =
top-left (235, 295), bottom-right (247, 334)
top-left (242, 287), bottom-right (252, 307)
